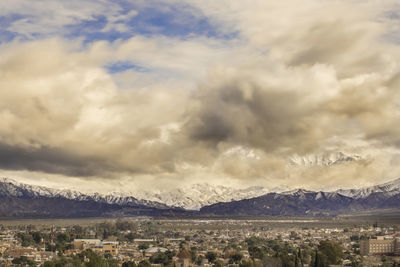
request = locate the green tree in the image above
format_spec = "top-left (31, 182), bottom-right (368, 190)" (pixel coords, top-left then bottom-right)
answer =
top-left (32, 231), bottom-right (43, 244)
top-left (82, 249), bottom-right (108, 267)
top-left (107, 258), bottom-right (119, 267)
top-left (248, 246), bottom-right (264, 259)
top-left (229, 251), bottom-right (243, 264)
top-left (206, 251), bottom-right (217, 264)
top-left (262, 256), bottom-right (282, 267)
top-left (150, 251), bottom-right (172, 265)
top-left (122, 261), bottom-right (137, 267)
top-left (239, 260), bottom-right (255, 267)
top-left (138, 243), bottom-right (149, 250)
top-left (125, 232), bottom-right (136, 242)
top-left (16, 232), bottom-right (35, 247)
top-left (137, 260), bottom-right (151, 267)
top-left (313, 250), bottom-right (322, 267)
top-left (196, 255), bottom-right (205, 265)
top-left (12, 256), bottom-right (36, 266)
top-left (116, 219), bottom-right (136, 231)
top-left (295, 248), bottom-right (304, 267)
top-left (190, 246), bottom-right (198, 262)
top-left (43, 261), bottom-right (56, 267)
top-left (318, 240), bottom-right (343, 265)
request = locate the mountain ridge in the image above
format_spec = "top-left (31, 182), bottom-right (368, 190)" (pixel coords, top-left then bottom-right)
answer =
top-left (199, 178), bottom-right (400, 216)
top-left (0, 177), bottom-right (399, 218)
top-left (0, 177), bottom-right (171, 210)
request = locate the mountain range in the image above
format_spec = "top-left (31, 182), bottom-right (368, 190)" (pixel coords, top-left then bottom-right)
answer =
top-left (200, 178), bottom-right (400, 216)
top-left (0, 177), bottom-right (399, 218)
top-left (0, 178), bottom-right (186, 218)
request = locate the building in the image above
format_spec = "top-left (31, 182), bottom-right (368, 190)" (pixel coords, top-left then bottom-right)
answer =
top-left (6, 248), bottom-right (36, 259)
top-left (360, 237), bottom-right (400, 255)
top-left (134, 238), bottom-right (156, 243)
top-left (102, 241), bottom-right (119, 255)
top-left (73, 239), bottom-right (119, 255)
top-left (145, 247), bottom-right (167, 257)
top-left (73, 239), bottom-right (102, 250)
top-left (175, 258), bottom-right (190, 267)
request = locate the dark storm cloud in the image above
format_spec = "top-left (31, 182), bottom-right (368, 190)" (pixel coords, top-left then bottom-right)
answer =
top-left (0, 142), bottom-right (111, 177)
top-left (185, 76), bottom-right (330, 154)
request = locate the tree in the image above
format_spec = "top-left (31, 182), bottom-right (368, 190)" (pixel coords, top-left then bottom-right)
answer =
top-left (239, 260), bottom-right (255, 267)
top-left (248, 246), bottom-right (264, 259)
top-left (318, 240), bottom-right (343, 265)
top-left (313, 250), bottom-right (322, 267)
top-left (138, 243), bottom-right (149, 250)
top-left (295, 248), bottom-right (304, 267)
top-left (16, 232), bottom-right (35, 247)
top-left (190, 246), bottom-right (198, 262)
top-left (261, 256), bottom-right (282, 267)
top-left (196, 255), bottom-right (205, 265)
top-left (206, 251), bottom-right (217, 263)
top-left (32, 231), bottom-right (43, 244)
top-left (82, 249), bottom-right (108, 267)
top-left (295, 254), bottom-right (300, 267)
top-left (125, 232), bottom-right (136, 242)
top-left (43, 261), bottom-right (56, 267)
top-left (351, 259), bottom-right (362, 267)
top-left (229, 251), bottom-right (243, 264)
top-left (12, 256), bottom-right (36, 266)
top-left (290, 231), bottom-right (299, 239)
top-left (116, 219), bottom-right (136, 231)
top-left (150, 251), bottom-right (174, 266)
top-left (137, 260), bottom-right (151, 267)
top-left (122, 261), bottom-right (136, 267)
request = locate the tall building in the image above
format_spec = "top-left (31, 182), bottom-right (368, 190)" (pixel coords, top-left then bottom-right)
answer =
top-left (360, 237), bottom-right (400, 255)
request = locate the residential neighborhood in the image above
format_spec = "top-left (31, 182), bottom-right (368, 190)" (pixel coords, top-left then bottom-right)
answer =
top-left (0, 219), bottom-right (398, 266)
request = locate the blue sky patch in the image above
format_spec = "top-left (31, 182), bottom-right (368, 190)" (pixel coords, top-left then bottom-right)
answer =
top-left (105, 61), bottom-right (149, 74)
top-left (0, 1), bottom-right (237, 44)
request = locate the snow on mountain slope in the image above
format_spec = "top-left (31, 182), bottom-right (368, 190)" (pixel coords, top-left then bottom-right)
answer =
top-left (289, 152), bottom-right (361, 167)
top-left (133, 183), bottom-right (270, 210)
top-left (0, 177), bottom-right (168, 209)
top-left (0, 178), bottom-right (270, 210)
top-left (281, 189), bottom-right (315, 196)
top-left (336, 178), bottom-right (400, 199)
top-left (1, 176), bottom-right (399, 211)
top-left (0, 178), bottom-right (271, 210)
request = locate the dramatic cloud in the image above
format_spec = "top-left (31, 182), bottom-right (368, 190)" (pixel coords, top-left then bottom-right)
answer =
top-left (1, 0), bottom-right (400, 192)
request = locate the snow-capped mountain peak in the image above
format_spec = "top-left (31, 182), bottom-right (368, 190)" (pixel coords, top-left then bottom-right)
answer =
top-left (0, 177), bottom-right (168, 209)
top-left (0, 178), bottom-right (271, 210)
top-left (289, 152), bottom-right (361, 167)
top-left (336, 178), bottom-right (400, 199)
top-left (1, 177), bottom-right (399, 212)
top-left (282, 188), bottom-right (315, 195)
top-left (132, 183), bottom-right (270, 210)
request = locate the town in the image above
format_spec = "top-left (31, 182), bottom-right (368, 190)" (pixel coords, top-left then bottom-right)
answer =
top-left (0, 218), bottom-right (399, 267)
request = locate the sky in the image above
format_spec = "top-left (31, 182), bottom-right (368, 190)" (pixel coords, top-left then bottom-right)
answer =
top-left (1, 0), bottom-right (400, 193)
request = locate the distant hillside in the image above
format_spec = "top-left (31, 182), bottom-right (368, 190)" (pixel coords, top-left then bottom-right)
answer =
top-left (0, 178), bottom-right (187, 218)
top-left (199, 178), bottom-right (400, 216)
